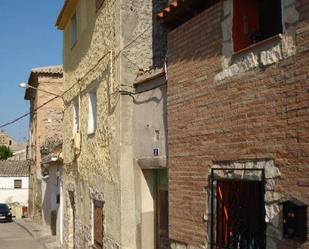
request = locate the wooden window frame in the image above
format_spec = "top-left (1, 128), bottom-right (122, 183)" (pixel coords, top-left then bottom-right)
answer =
top-left (14, 179), bottom-right (22, 189)
top-left (87, 90), bottom-right (97, 135)
top-left (73, 98), bottom-right (80, 135)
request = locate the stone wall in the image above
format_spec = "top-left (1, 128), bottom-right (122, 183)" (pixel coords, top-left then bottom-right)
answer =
top-left (60, 0), bottom-right (167, 248)
top-left (61, 0), bottom-right (121, 248)
top-left (167, 1), bottom-right (309, 248)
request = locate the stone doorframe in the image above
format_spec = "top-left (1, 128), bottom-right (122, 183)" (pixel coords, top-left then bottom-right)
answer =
top-left (89, 187), bottom-right (120, 249)
top-left (207, 159), bottom-right (282, 249)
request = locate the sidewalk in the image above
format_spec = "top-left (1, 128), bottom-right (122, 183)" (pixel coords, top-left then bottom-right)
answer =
top-left (14, 218), bottom-right (61, 249)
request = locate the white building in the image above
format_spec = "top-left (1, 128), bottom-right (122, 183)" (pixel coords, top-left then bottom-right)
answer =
top-left (0, 161), bottom-right (30, 206)
top-left (41, 150), bottom-right (63, 243)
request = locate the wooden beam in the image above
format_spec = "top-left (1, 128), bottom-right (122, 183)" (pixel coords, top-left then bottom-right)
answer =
top-left (56, 0), bottom-right (78, 30)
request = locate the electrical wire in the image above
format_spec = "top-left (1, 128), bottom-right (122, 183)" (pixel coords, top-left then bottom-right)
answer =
top-left (0, 20), bottom-right (157, 130)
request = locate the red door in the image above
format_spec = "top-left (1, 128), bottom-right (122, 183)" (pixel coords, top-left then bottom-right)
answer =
top-left (215, 180), bottom-right (265, 249)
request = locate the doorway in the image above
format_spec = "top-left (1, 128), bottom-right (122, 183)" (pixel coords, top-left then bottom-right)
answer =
top-left (68, 191), bottom-right (75, 249)
top-left (156, 170), bottom-right (169, 249)
top-left (141, 169), bottom-right (169, 249)
top-left (210, 169), bottom-right (266, 249)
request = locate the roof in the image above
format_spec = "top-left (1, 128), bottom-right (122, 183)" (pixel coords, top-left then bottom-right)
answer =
top-left (56, 0), bottom-right (78, 30)
top-left (134, 68), bottom-right (165, 86)
top-left (157, 0), bottom-right (219, 25)
top-left (31, 65), bottom-right (63, 75)
top-left (24, 65), bottom-right (63, 100)
top-left (0, 161), bottom-right (30, 177)
top-left (41, 149), bottom-right (63, 166)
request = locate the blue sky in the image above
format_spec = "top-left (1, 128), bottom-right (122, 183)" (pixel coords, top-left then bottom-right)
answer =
top-left (0, 0), bottom-right (63, 141)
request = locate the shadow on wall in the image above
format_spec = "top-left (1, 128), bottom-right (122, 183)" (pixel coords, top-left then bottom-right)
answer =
top-left (152, 0), bottom-right (168, 68)
top-left (42, 172), bottom-right (60, 236)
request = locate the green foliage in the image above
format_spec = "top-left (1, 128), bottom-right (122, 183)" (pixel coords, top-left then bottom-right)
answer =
top-left (0, 145), bottom-right (13, 160)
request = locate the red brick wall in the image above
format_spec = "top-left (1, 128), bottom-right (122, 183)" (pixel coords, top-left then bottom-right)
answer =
top-left (167, 1), bottom-right (309, 247)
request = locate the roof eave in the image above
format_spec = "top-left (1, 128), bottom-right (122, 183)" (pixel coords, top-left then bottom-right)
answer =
top-left (56, 0), bottom-right (78, 30)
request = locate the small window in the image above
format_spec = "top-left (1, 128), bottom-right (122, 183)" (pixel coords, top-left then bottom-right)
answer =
top-left (96, 0), bottom-right (105, 11)
top-left (73, 98), bottom-right (80, 134)
top-left (88, 91), bottom-right (97, 134)
top-left (283, 199), bottom-right (308, 241)
top-left (93, 200), bottom-right (104, 249)
top-left (70, 13), bottom-right (78, 47)
top-left (14, 180), bottom-right (22, 189)
top-left (233, 0), bottom-right (282, 52)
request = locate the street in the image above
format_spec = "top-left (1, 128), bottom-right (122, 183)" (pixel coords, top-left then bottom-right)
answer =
top-left (0, 221), bottom-right (44, 249)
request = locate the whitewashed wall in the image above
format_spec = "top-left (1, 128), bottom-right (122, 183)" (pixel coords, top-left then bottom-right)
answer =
top-left (0, 177), bottom-right (29, 206)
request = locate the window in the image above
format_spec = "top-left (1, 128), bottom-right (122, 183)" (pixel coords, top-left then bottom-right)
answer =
top-left (96, 0), bottom-right (105, 11)
top-left (93, 200), bottom-right (104, 249)
top-left (73, 98), bottom-right (80, 134)
top-left (283, 199), bottom-right (308, 241)
top-left (14, 180), bottom-right (22, 189)
top-left (88, 91), bottom-right (97, 134)
top-left (233, 0), bottom-right (282, 52)
top-left (70, 13), bottom-right (78, 47)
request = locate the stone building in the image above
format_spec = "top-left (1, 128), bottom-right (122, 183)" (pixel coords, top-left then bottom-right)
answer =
top-left (158, 0), bottom-right (309, 249)
top-left (56, 0), bottom-right (167, 248)
top-left (24, 65), bottom-right (63, 226)
top-left (0, 131), bottom-right (27, 161)
top-left (0, 131), bottom-right (15, 147)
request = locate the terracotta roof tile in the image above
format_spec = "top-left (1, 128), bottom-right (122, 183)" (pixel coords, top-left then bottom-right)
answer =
top-left (31, 65), bottom-right (63, 75)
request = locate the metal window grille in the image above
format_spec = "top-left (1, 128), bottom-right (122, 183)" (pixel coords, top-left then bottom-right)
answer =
top-left (210, 168), bottom-right (266, 249)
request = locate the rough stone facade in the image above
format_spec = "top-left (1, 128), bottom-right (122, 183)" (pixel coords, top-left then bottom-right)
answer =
top-left (25, 66), bottom-right (63, 223)
top-left (167, 1), bottom-right (309, 249)
top-left (57, 0), bottom-right (167, 248)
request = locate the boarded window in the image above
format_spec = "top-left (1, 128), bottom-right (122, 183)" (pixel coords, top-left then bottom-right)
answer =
top-left (14, 180), bottom-right (22, 189)
top-left (88, 91), bottom-right (97, 134)
top-left (96, 0), bottom-right (105, 11)
top-left (93, 200), bottom-right (104, 249)
top-left (73, 98), bottom-right (80, 134)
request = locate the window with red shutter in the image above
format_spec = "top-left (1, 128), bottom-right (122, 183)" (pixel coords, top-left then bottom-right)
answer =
top-left (233, 0), bottom-right (282, 52)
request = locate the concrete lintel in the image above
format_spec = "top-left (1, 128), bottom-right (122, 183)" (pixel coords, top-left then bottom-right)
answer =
top-left (136, 156), bottom-right (167, 169)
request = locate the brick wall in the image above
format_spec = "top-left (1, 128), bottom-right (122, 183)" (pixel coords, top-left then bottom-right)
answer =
top-left (168, 1), bottom-right (309, 248)
top-left (27, 72), bottom-right (63, 223)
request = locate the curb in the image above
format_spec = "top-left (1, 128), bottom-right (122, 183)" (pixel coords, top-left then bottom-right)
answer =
top-left (14, 219), bottom-right (36, 238)
top-left (14, 219), bottom-right (61, 249)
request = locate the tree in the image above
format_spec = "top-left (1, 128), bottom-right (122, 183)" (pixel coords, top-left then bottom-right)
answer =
top-left (0, 145), bottom-right (13, 160)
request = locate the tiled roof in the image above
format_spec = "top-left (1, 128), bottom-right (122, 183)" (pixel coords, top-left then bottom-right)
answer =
top-left (0, 161), bottom-right (30, 177)
top-left (31, 65), bottom-right (63, 75)
top-left (24, 65), bottom-right (63, 100)
top-left (157, 0), bottom-right (179, 19)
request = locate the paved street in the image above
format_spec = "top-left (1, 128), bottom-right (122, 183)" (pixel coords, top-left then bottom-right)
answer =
top-left (0, 221), bottom-right (44, 249)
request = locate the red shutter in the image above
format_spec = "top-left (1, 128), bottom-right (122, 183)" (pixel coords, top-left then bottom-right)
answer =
top-left (233, 0), bottom-right (260, 52)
